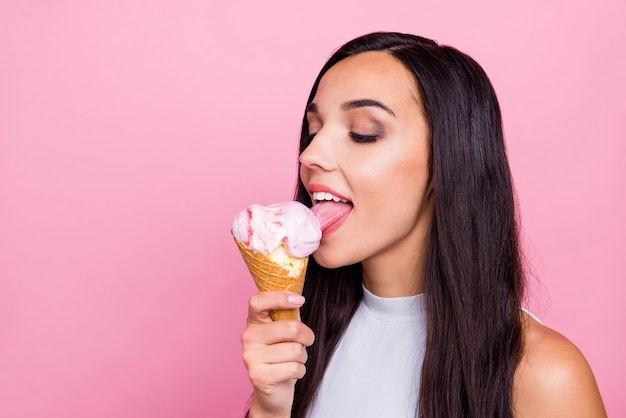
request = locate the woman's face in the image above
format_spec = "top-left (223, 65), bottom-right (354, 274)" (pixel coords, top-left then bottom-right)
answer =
top-left (299, 51), bottom-right (433, 271)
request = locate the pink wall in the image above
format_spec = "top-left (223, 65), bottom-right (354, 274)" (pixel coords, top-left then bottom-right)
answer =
top-left (1, 1), bottom-right (624, 416)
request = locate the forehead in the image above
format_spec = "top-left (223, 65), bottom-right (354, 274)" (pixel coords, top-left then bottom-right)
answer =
top-left (314, 51), bottom-right (421, 109)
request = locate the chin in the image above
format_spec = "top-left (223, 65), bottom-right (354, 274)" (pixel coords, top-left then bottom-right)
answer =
top-left (312, 250), bottom-right (357, 270)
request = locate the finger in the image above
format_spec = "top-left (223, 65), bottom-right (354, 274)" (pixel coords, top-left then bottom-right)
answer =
top-left (242, 319), bottom-right (315, 347)
top-left (248, 291), bottom-right (306, 324)
top-left (243, 341), bottom-right (308, 369)
top-left (248, 362), bottom-right (307, 389)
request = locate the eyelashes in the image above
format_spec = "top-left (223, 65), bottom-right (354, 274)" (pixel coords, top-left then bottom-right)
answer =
top-left (306, 131), bottom-right (382, 144)
top-left (349, 132), bottom-right (380, 143)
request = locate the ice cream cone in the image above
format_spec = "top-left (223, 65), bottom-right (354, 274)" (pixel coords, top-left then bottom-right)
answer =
top-left (235, 238), bottom-right (307, 321)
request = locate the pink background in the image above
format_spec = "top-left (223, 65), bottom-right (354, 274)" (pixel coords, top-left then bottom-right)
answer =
top-left (1, 1), bottom-right (624, 417)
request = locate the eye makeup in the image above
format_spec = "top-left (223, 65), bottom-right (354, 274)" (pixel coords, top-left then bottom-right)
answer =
top-left (349, 132), bottom-right (380, 143)
top-left (349, 118), bottom-right (385, 143)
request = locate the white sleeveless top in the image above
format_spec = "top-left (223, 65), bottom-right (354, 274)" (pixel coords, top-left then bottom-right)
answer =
top-left (306, 286), bottom-right (427, 418)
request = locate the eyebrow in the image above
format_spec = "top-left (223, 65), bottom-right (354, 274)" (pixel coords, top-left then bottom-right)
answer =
top-left (306, 99), bottom-right (396, 117)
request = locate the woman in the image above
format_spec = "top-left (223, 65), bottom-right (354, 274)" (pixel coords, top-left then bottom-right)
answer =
top-left (241, 32), bottom-right (606, 417)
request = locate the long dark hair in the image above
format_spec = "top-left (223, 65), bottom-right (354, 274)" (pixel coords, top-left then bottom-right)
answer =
top-left (292, 32), bottom-right (524, 417)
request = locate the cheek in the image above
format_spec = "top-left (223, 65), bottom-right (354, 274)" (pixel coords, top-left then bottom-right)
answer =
top-left (395, 141), bottom-right (429, 187)
top-left (373, 148), bottom-right (430, 216)
top-left (372, 147), bottom-right (428, 195)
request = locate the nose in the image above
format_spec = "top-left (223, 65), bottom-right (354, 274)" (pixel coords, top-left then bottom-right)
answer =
top-left (299, 129), bottom-right (336, 172)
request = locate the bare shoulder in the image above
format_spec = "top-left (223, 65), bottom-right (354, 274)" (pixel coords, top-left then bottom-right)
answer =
top-left (513, 312), bottom-right (607, 417)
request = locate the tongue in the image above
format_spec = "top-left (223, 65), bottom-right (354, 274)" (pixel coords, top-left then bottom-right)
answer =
top-left (311, 201), bottom-right (352, 232)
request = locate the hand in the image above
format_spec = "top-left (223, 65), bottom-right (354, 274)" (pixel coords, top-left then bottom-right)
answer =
top-left (241, 291), bottom-right (315, 418)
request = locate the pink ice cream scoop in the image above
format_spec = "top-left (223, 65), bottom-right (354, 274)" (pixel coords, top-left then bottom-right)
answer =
top-left (232, 201), bottom-right (322, 258)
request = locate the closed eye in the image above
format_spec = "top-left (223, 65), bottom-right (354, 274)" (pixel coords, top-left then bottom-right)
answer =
top-left (350, 132), bottom-right (379, 143)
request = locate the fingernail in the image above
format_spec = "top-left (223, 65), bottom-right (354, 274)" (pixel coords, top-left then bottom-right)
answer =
top-left (287, 295), bottom-right (305, 306)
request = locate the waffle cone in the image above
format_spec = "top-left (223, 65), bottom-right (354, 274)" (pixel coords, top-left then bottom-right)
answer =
top-left (235, 239), bottom-right (307, 321)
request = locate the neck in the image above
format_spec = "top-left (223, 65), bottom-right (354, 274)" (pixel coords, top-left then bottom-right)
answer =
top-left (361, 244), bottom-right (425, 297)
top-left (360, 197), bottom-right (433, 298)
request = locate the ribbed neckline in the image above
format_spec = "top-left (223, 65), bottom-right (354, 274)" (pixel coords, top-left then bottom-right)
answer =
top-left (361, 284), bottom-right (426, 323)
